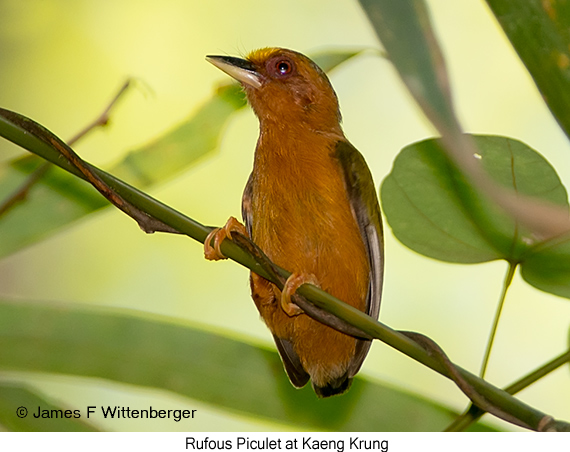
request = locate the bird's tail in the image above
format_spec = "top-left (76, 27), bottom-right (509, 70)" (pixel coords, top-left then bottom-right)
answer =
top-left (312, 376), bottom-right (353, 398)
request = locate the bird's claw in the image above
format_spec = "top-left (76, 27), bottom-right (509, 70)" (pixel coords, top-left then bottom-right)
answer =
top-left (281, 273), bottom-right (320, 317)
top-left (204, 216), bottom-right (247, 261)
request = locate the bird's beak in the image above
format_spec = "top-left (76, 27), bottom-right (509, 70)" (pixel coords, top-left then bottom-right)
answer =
top-left (206, 55), bottom-right (262, 89)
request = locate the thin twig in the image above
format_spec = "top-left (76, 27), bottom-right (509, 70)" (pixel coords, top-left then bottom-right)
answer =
top-left (480, 262), bottom-right (517, 379)
top-left (0, 80), bottom-right (132, 219)
top-left (66, 80), bottom-right (132, 147)
top-left (0, 162), bottom-right (50, 217)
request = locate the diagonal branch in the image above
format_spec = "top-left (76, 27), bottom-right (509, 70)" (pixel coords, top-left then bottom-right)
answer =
top-left (0, 107), bottom-right (568, 431)
top-left (447, 349), bottom-right (570, 431)
top-left (0, 80), bottom-right (132, 219)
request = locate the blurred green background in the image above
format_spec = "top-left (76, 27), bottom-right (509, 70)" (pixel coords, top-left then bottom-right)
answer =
top-left (0, 0), bottom-right (569, 431)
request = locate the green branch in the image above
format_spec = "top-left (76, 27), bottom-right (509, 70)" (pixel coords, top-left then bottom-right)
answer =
top-left (447, 349), bottom-right (570, 431)
top-left (0, 108), bottom-right (568, 431)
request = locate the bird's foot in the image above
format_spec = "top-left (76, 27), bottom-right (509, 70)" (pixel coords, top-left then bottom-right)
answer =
top-left (204, 216), bottom-right (248, 261)
top-left (281, 273), bottom-right (320, 317)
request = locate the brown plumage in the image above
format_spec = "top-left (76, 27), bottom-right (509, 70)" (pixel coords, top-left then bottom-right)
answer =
top-left (205, 48), bottom-right (384, 397)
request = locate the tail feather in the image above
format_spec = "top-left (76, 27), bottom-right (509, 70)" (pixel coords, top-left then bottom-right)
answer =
top-left (312, 376), bottom-right (352, 398)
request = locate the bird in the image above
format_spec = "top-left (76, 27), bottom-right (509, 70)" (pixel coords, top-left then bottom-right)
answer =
top-left (204, 48), bottom-right (383, 397)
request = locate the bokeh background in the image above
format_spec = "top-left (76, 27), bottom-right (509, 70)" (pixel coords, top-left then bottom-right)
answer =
top-left (0, 0), bottom-right (569, 431)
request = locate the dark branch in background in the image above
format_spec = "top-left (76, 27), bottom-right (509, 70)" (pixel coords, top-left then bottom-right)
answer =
top-left (66, 80), bottom-right (132, 145)
top-left (0, 108), bottom-right (568, 431)
top-left (0, 162), bottom-right (50, 217)
top-left (0, 80), bottom-right (132, 218)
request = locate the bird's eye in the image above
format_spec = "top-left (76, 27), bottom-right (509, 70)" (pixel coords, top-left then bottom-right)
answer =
top-left (276, 60), bottom-right (292, 75)
top-left (267, 57), bottom-right (295, 79)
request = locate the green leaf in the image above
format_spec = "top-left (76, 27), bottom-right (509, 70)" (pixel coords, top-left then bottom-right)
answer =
top-left (0, 383), bottom-right (99, 432)
top-left (486, 0), bottom-right (570, 141)
top-left (520, 236), bottom-right (570, 299)
top-left (110, 83), bottom-right (245, 186)
top-left (381, 135), bottom-right (568, 264)
top-left (311, 48), bottom-right (369, 73)
top-left (357, 0), bottom-right (457, 131)
top-left (0, 299), bottom-right (495, 431)
top-left (382, 134), bottom-right (570, 300)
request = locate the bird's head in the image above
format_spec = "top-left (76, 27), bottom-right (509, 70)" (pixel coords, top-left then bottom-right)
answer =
top-left (207, 48), bottom-right (342, 133)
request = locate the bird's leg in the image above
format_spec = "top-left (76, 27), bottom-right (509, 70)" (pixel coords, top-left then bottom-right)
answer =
top-left (281, 273), bottom-right (320, 317)
top-left (204, 216), bottom-right (248, 261)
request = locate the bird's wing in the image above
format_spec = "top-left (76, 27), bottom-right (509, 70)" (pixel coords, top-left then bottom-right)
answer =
top-left (242, 172), bottom-right (311, 388)
top-left (334, 140), bottom-right (384, 377)
top-left (272, 335), bottom-right (310, 388)
top-left (241, 172), bottom-right (254, 237)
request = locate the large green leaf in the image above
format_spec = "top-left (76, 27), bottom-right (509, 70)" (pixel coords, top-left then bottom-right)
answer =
top-left (382, 135), bottom-right (568, 263)
top-left (486, 0), bottom-right (570, 141)
top-left (382, 134), bottom-right (570, 300)
top-left (0, 383), bottom-right (99, 432)
top-left (0, 299), bottom-right (494, 431)
top-left (0, 50), bottom-right (365, 258)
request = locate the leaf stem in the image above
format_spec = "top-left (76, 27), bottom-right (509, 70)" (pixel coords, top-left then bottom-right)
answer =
top-left (480, 261), bottom-right (517, 378)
